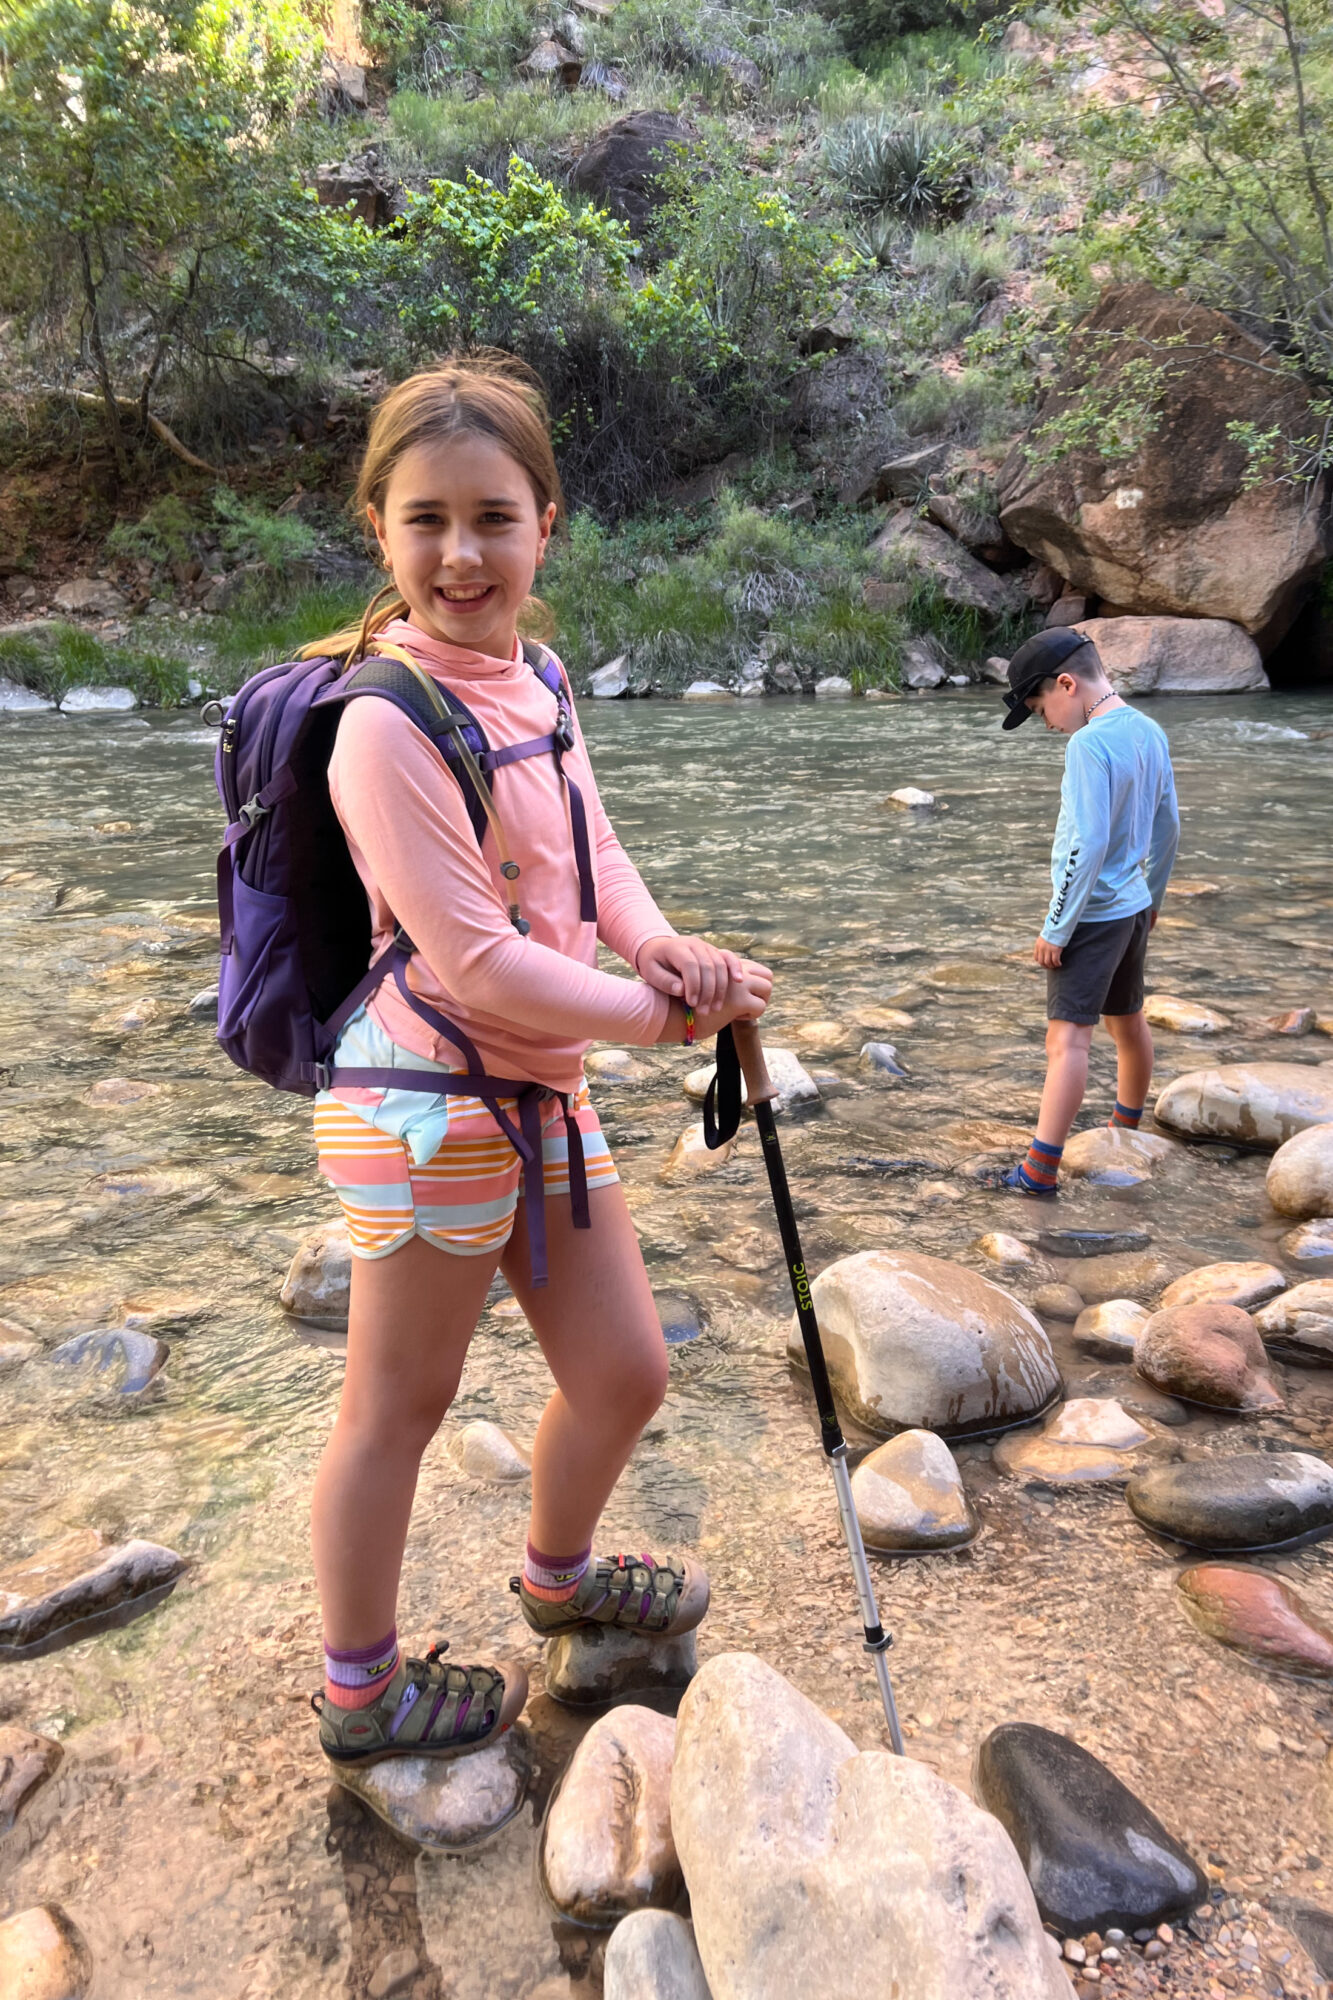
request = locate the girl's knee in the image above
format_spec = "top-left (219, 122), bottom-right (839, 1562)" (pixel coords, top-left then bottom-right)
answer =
top-left (340, 1380), bottom-right (458, 1459)
top-left (580, 1335), bottom-right (668, 1433)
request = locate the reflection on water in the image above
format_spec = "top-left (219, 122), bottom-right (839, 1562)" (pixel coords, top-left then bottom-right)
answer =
top-left (0, 691), bottom-right (1331, 1994)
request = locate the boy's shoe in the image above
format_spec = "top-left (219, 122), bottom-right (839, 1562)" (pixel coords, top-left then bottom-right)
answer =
top-left (313, 1642), bottom-right (528, 1767)
top-left (511, 1550), bottom-right (709, 1639)
top-left (1001, 1164), bottom-right (1058, 1197)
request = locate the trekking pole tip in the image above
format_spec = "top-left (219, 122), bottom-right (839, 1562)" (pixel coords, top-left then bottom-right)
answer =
top-left (730, 1019), bottom-right (779, 1105)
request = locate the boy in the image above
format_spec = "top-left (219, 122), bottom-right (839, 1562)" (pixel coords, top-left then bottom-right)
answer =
top-left (998, 628), bottom-right (1180, 1195)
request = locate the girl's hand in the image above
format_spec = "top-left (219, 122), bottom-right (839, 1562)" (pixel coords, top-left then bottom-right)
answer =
top-left (657, 958), bottom-right (773, 1044)
top-left (638, 934), bottom-right (747, 1015)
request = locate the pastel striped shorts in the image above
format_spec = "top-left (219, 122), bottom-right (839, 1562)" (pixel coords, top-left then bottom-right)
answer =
top-left (313, 1082), bottom-right (618, 1261)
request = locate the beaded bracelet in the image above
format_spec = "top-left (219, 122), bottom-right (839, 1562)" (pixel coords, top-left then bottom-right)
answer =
top-left (683, 1004), bottom-right (696, 1047)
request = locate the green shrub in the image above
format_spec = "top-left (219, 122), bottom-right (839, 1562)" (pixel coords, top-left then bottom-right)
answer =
top-left (387, 85), bottom-right (612, 182)
top-left (211, 489), bottom-right (318, 574)
top-left (700, 498), bottom-right (816, 614)
top-left (825, 116), bottom-right (975, 226)
top-left (896, 364), bottom-right (995, 436)
top-left (106, 495), bottom-right (201, 569)
top-left (0, 622), bottom-right (190, 704)
top-left (773, 589), bottom-right (903, 688)
top-left (206, 580), bottom-right (372, 683)
top-left (903, 582), bottom-right (1033, 664)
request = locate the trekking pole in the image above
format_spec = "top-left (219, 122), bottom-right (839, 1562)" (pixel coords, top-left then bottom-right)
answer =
top-left (705, 1021), bottom-right (905, 1753)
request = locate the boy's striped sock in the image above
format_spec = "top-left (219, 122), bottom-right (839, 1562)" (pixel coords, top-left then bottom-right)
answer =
top-left (1009, 1137), bottom-right (1063, 1193)
top-left (522, 1541), bottom-right (591, 1605)
top-left (324, 1630), bottom-right (399, 1710)
top-left (1108, 1101), bottom-right (1143, 1130)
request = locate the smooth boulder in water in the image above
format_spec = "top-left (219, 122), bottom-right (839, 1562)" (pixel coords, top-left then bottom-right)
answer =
top-left (1255, 1281), bottom-right (1333, 1362)
top-left (603, 1911), bottom-right (710, 2000)
top-left (540, 1706), bottom-right (679, 1926)
top-left (1135, 1301), bottom-right (1283, 1412)
top-left (1177, 1564), bottom-right (1333, 1679)
top-left (0, 1538), bottom-right (186, 1660)
top-left (850, 1429), bottom-right (978, 1550)
top-left (448, 1420), bottom-right (531, 1482)
top-left (1072, 1298), bottom-right (1150, 1360)
top-left (788, 1249), bottom-right (1060, 1439)
top-left (672, 1654), bottom-right (1073, 2000)
top-left (1060, 1126), bottom-right (1178, 1186)
top-left (280, 1222), bottom-right (351, 1330)
top-left (543, 1625), bottom-right (697, 1709)
top-left (1159, 1261), bottom-right (1286, 1312)
top-left (975, 1723), bottom-right (1205, 1935)
top-left (992, 1398), bottom-right (1160, 1487)
top-left (1154, 1062), bottom-right (1333, 1149)
top-left (1282, 1218), bottom-right (1333, 1265)
top-left (48, 1327), bottom-right (168, 1395)
top-left (336, 1730), bottom-right (530, 1852)
top-left (1127, 1451), bottom-right (1333, 1551)
top-left (1267, 1125), bottom-right (1333, 1220)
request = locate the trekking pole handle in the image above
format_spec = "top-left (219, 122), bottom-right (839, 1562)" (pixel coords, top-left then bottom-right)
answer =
top-left (730, 1019), bottom-right (779, 1105)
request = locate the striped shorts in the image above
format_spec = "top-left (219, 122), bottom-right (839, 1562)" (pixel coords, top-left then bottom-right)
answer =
top-left (313, 1082), bottom-right (618, 1261)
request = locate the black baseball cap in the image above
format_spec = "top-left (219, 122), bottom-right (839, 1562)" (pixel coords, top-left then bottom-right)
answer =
top-left (1000, 628), bottom-right (1093, 729)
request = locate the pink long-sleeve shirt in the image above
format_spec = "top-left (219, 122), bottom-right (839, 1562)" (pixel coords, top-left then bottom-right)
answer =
top-left (327, 619), bottom-right (673, 1093)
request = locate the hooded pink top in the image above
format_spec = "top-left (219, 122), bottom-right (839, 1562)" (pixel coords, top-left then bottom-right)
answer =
top-left (327, 619), bottom-right (673, 1093)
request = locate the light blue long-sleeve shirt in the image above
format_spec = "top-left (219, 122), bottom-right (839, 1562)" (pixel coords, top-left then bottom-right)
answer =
top-left (1043, 705), bottom-right (1180, 946)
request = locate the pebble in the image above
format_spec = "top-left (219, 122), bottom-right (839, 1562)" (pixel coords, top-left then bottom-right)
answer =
top-left (280, 1222), bottom-right (351, 1330)
top-left (448, 1420), bottom-right (531, 1482)
top-left (1159, 1261), bottom-right (1287, 1312)
top-left (1263, 1007), bottom-right (1318, 1036)
top-left (1281, 1218), bottom-right (1333, 1265)
top-left (0, 1537), bottom-right (186, 1660)
top-left (0, 1905), bottom-right (92, 1999)
top-left (656, 1292), bottom-right (705, 1345)
top-left (793, 1020), bottom-right (847, 1055)
top-left (1038, 1229), bottom-right (1152, 1259)
top-left (1177, 1563), bottom-right (1333, 1678)
top-left (1073, 1299), bottom-right (1150, 1360)
top-left (860, 1040), bottom-right (908, 1076)
top-left (543, 1625), bottom-right (698, 1709)
top-left (93, 996), bottom-right (165, 1035)
top-left (186, 985), bottom-right (218, 1020)
top-left (335, 1729), bottom-right (530, 1852)
top-left (586, 1047), bottom-right (655, 1084)
top-left (540, 1706), bottom-right (679, 1925)
top-left (975, 1231), bottom-right (1039, 1267)
top-left (1145, 995), bottom-right (1231, 1035)
top-left (886, 787), bottom-right (936, 808)
top-left (48, 1327), bottom-right (169, 1395)
top-left (1127, 1450), bottom-right (1333, 1552)
top-left (1135, 1301), bottom-right (1284, 1412)
top-left (850, 1428), bottom-right (979, 1551)
top-left (81, 1076), bottom-right (162, 1107)
top-left (660, 1124), bottom-right (735, 1180)
top-left (1033, 1283), bottom-right (1085, 1321)
top-left (0, 1728), bottom-right (63, 1834)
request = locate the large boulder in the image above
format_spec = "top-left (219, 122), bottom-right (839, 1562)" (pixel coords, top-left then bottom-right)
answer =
top-left (0, 1905), bottom-right (93, 2000)
top-left (866, 511), bottom-right (1025, 619)
top-left (671, 1653), bottom-right (1074, 2000)
top-left (571, 112), bottom-right (698, 232)
top-left (1255, 1281), bottom-right (1333, 1363)
top-left (1154, 1063), bottom-right (1333, 1149)
top-left (1070, 616), bottom-right (1267, 694)
top-left (997, 283), bottom-right (1327, 650)
top-left (1126, 1450), bottom-right (1333, 1552)
top-left (1268, 1124), bottom-right (1333, 1218)
top-left (787, 1249), bottom-right (1061, 1438)
top-left (1135, 1301), bottom-right (1283, 1413)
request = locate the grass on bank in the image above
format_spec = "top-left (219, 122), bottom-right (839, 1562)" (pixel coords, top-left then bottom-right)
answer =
top-left (0, 622), bottom-right (193, 705)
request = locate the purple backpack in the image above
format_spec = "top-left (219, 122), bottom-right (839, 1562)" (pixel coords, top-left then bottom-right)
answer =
top-left (211, 638), bottom-right (598, 1283)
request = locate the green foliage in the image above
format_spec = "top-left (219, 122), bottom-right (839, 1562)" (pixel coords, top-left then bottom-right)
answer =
top-left (589, 0), bottom-right (842, 105)
top-left (210, 489), bottom-right (318, 573)
top-left (821, 0), bottom-right (982, 65)
top-left (387, 84), bottom-right (611, 181)
top-left (897, 364), bottom-right (997, 437)
top-left (772, 589), bottom-right (904, 687)
top-left (0, 623), bottom-right (190, 704)
top-left (106, 495), bottom-right (201, 569)
top-left (902, 582), bottom-right (1032, 665)
top-left (206, 580), bottom-right (371, 681)
top-left (824, 116), bottom-right (975, 226)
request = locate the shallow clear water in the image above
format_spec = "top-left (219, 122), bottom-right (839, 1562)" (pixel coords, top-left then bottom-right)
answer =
top-left (0, 690), bottom-right (1331, 1995)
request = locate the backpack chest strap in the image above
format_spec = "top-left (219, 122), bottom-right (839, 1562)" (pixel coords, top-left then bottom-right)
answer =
top-left (476, 720), bottom-right (596, 925)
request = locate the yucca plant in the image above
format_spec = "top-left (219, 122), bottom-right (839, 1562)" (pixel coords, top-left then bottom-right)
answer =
top-left (824, 115), bottom-right (974, 227)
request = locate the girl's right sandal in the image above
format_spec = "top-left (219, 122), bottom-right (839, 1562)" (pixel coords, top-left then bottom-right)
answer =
top-left (313, 1642), bottom-right (528, 1767)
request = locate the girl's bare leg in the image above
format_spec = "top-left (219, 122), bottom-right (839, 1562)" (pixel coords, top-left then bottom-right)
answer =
top-left (311, 1233), bottom-right (502, 1648)
top-left (503, 1182), bottom-right (669, 1558)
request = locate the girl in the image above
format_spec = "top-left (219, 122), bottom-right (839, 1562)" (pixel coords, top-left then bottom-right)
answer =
top-left (306, 353), bottom-right (772, 1765)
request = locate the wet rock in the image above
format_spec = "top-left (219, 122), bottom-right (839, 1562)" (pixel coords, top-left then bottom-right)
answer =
top-left (59, 684), bottom-right (136, 713)
top-left (1144, 994), bottom-right (1231, 1035)
top-left (0, 681), bottom-right (56, 713)
top-left (993, 1399), bottom-right (1157, 1486)
top-left (588, 656), bottom-right (630, 698)
top-left (870, 511), bottom-right (1025, 619)
top-left (1073, 1298), bottom-right (1150, 1359)
top-left (0, 1538), bottom-right (185, 1659)
top-left (1038, 1227), bottom-right (1152, 1259)
top-left (367, 1947), bottom-right (419, 1998)
top-left (975, 1722), bottom-right (1206, 1935)
top-left (860, 1040), bottom-right (907, 1076)
top-left (1154, 1062), bottom-right (1333, 1149)
top-left (1127, 1450), bottom-right (1333, 1552)
top-left (975, 1231), bottom-right (1039, 1268)
top-left (681, 680), bottom-right (732, 701)
top-left (94, 996), bottom-right (165, 1035)
top-left (603, 1910), bottom-right (710, 2000)
top-left (1267, 1125), bottom-right (1333, 1219)
top-left (793, 1020), bottom-right (846, 1054)
top-left (1075, 1370), bottom-right (1189, 1427)
top-left (48, 1327), bottom-right (169, 1394)
top-left (1060, 1126), bottom-right (1178, 1186)
top-left (586, 1046), bottom-right (653, 1083)
top-left (788, 1248), bottom-right (1061, 1439)
top-left (448, 1420), bottom-right (530, 1482)
top-left (1135, 1301), bottom-right (1283, 1412)
top-left (1075, 616), bottom-right (1267, 693)
top-left (886, 786), bottom-right (936, 808)
top-left (0, 1904), bottom-right (93, 1999)
top-left (661, 1124), bottom-right (735, 1179)
top-left (1033, 1283), bottom-right (1084, 1321)
top-left (1177, 1564), bottom-right (1333, 1679)
top-left (1069, 1250), bottom-right (1177, 1306)
top-left (541, 1706), bottom-right (679, 1925)
top-left (0, 1728), bottom-right (63, 1833)
top-left (1255, 1281), bottom-right (1333, 1362)
top-left (1263, 1007), bottom-right (1317, 1037)
top-left (1282, 1217), bottom-right (1333, 1264)
top-left (682, 1048), bottom-right (819, 1113)
top-left (187, 985), bottom-right (218, 1020)
top-left (1159, 1261), bottom-right (1287, 1312)
top-left (81, 1076), bottom-right (161, 1107)
top-left (655, 1292), bottom-right (705, 1346)
top-left (853, 1006), bottom-right (916, 1036)
top-left (0, 1338), bottom-right (39, 1375)
top-left (280, 1221), bottom-right (351, 1329)
top-left (850, 1429), bottom-right (978, 1551)
top-left (898, 637), bottom-right (948, 688)
top-left (672, 1653), bottom-right (1072, 2000)
top-left (336, 1729), bottom-right (530, 1852)
top-left (815, 674), bottom-right (853, 698)
top-left (543, 1625), bottom-right (698, 1708)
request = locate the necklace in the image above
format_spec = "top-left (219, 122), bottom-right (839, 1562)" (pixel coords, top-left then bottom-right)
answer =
top-left (1084, 690), bottom-right (1117, 722)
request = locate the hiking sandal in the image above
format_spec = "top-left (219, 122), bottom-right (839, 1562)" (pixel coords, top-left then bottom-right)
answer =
top-left (312, 1642), bottom-right (528, 1767)
top-left (510, 1551), bottom-right (709, 1639)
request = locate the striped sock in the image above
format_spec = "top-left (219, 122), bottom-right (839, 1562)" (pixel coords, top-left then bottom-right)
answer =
top-left (523, 1542), bottom-right (591, 1605)
top-left (1012, 1136), bottom-right (1063, 1192)
top-left (324, 1630), bottom-right (399, 1710)
top-left (1108, 1101), bottom-right (1143, 1130)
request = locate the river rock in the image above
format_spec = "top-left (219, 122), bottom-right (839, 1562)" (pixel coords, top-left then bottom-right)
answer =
top-left (1074, 1370), bottom-right (1189, 1427)
top-left (603, 1910), bottom-right (710, 2000)
top-left (1033, 1283), bottom-right (1084, 1320)
top-left (1060, 1126), bottom-right (1178, 1187)
top-left (1068, 1249), bottom-right (1176, 1305)
top-left (1073, 1298), bottom-right (1150, 1359)
top-left (898, 638), bottom-right (948, 688)
top-left (1255, 1281), bottom-right (1333, 1362)
top-left (448, 1420), bottom-right (530, 1482)
top-left (1072, 617), bottom-right (1267, 694)
top-left (48, 1327), bottom-right (169, 1394)
top-left (60, 684), bottom-right (137, 713)
top-left (1268, 1125), bottom-right (1333, 1219)
top-left (0, 681), bottom-right (56, 712)
top-left (815, 674), bottom-right (853, 698)
top-left (94, 995), bottom-right (164, 1035)
top-left (975, 1721), bottom-right (1206, 1934)
top-left (975, 1231), bottom-right (1039, 1268)
top-left (82, 1076), bottom-right (161, 1107)
top-left (1038, 1227), bottom-right (1152, 1258)
top-left (588, 656), bottom-right (630, 698)
top-left (1263, 1007), bottom-right (1317, 1037)
top-left (280, 1221), bottom-right (351, 1329)
top-left (1135, 1301), bottom-right (1283, 1412)
top-left (993, 1398), bottom-right (1156, 1486)
top-left (0, 1905), bottom-right (93, 2000)
top-left (336, 1729), bottom-right (530, 1852)
top-left (541, 1706), bottom-right (679, 1925)
top-left (850, 1429), bottom-right (978, 1551)
top-left (586, 1046), bottom-right (654, 1083)
top-left (661, 1123), bottom-right (735, 1179)
top-left (788, 1249), bottom-right (1061, 1438)
top-left (682, 1047), bottom-right (819, 1113)
top-left (1282, 1218), bottom-right (1333, 1264)
top-left (859, 1040), bottom-right (907, 1078)
top-left (1127, 1451), bottom-right (1333, 1551)
top-left (186, 985), bottom-right (218, 1020)
top-left (681, 681), bottom-right (731, 701)
top-left (1159, 1261), bottom-right (1287, 1312)
top-left (672, 1653), bottom-right (1072, 2000)
top-left (1144, 994), bottom-right (1231, 1034)
top-left (543, 1624), bottom-right (698, 1709)
top-left (1177, 1564), bottom-right (1333, 1679)
top-left (886, 785), bottom-right (936, 808)
top-left (0, 1728), bottom-right (63, 1834)
top-left (1155, 1063), bottom-right (1333, 1149)
top-left (0, 1339), bottom-right (39, 1375)
top-left (0, 1538), bottom-right (186, 1660)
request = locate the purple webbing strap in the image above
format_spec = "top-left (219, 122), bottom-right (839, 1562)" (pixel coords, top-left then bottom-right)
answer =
top-left (562, 1098), bottom-right (591, 1231)
top-left (482, 732), bottom-right (556, 770)
top-left (392, 954), bottom-right (486, 1072)
top-left (518, 1090), bottom-right (549, 1285)
top-left (561, 768), bottom-right (597, 924)
top-left (322, 938), bottom-right (403, 1042)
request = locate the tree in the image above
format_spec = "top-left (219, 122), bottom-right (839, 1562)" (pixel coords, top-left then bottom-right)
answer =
top-left (0, 0), bottom-right (319, 477)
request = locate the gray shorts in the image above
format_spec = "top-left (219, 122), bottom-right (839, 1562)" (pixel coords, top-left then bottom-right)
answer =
top-left (1047, 909), bottom-right (1151, 1024)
